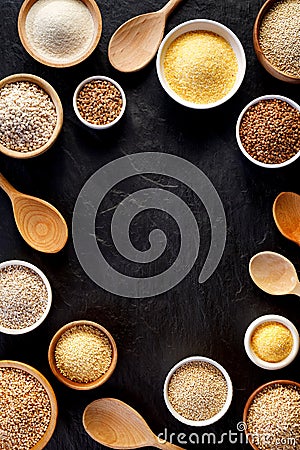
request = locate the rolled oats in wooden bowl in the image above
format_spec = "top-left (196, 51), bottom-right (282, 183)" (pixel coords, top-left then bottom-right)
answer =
top-left (0, 260), bottom-right (52, 335)
top-left (0, 73), bottom-right (63, 159)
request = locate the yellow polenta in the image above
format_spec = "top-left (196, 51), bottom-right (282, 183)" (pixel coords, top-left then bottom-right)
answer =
top-left (163, 31), bottom-right (238, 104)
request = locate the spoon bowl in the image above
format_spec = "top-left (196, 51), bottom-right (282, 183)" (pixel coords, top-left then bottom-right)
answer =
top-left (0, 173), bottom-right (68, 253)
top-left (273, 192), bottom-right (300, 245)
top-left (108, 0), bottom-right (183, 72)
top-left (83, 398), bottom-right (184, 450)
top-left (249, 251), bottom-right (300, 296)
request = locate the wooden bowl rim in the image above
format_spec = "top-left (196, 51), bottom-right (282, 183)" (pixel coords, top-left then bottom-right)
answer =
top-left (48, 320), bottom-right (117, 390)
top-left (253, 0), bottom-right (300, 83)
top-left (18, 0), bottom-right (102, 68)
top-left (243, 379), bottom-right (300, 450)
top-left (0, 73), bottom-right (63, 159)
top-left (0, 360), bottom-right (58, 450)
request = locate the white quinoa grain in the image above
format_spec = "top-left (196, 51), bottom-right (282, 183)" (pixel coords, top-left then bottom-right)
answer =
top-left (168, 361), bottom-right (228, 421)
top-left (0, 265), bottom-right (48, 330)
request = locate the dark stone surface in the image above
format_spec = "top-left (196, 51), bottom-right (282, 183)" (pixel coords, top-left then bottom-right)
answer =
top-left (0, 0), bottom-right (300, 449)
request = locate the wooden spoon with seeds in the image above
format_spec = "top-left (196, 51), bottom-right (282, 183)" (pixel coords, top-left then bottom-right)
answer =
top-left (0, 173), bottom-right (68, 253)
top-left (249, 251), bottom-right (300, 297)
top-left (83, 398), bottom-right (185, 449)
top-left (108, 0), bottom-right (184, 73)
top-left (273, 192), bottom-right (300, 245)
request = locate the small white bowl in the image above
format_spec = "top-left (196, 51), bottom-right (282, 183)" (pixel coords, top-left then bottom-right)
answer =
top-left (244, 314), bottom-right (299, 370)
top-left (164, 356), bottom-right (233, 427)
top-left (73, 76), bottom-right (126, 130)
top-left (236, 95), bottom-right (300, 168)
top-left (0, 260), bottom-right (52, 335)
top-left (156, 19), bottom-right (246, 109)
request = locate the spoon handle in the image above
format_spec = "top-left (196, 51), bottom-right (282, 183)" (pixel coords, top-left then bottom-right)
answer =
top-left (160, 0), bottom-right (184, 17)
top-left (154, 439), bottom-right (185, 450)
top-left (291, 282), bottom-right (300, 297)
top-left (0, 173), bottom-right (18, 199)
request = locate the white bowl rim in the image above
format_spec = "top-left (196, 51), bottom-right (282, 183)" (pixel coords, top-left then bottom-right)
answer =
top-left (0, 260), bottom-right (52, 335)
top-left (244, 314), bottom-right (300, 370)
top-left (156, 19), bottom-right (246, 110)
top-left (73, 75), bottom-right (126, 130)
top-left (236, 94), bottom-right (300, 168)
top-left (163, 355), bottom-right (233, 427)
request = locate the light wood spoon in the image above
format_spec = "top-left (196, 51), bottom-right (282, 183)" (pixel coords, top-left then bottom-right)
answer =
top-left (273, 192), bottom-right (300, 245)
top-left (249, 251), bottom-right (300, 297)
top-left (83, 398), bottom-right (185, 450)
top-left (0, 173), bottom-right (68, 253)
top-left (108, 0), bottom-right (184, 72)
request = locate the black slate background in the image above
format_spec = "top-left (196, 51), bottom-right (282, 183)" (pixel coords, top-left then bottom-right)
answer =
top-left (0, 0), bottom-right (300, 449)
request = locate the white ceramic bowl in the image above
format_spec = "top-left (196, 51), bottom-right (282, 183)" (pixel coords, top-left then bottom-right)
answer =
top-left (244, 314), bottom-right (299, 370)
top-left (164, 356), bottom-right (233, 426)
top-left (0, 260), bottom-right (52, 335)
top-left (73, 76), bottom-right (126, 130)
top-left (236, 95), bottom-right (300, 168)
top-left (156, 19), bottom-right (246, 109)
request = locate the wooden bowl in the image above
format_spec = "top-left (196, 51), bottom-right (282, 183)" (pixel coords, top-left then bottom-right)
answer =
top-left (48, 320), bottom-right (117, 390)
top-left (0, 73), bottom-right (63, 159)
top-left (18, 0), bottom-right (102, 68)
top-left (243, 380), bottom-right (300, 449)
top-left (253, 0), bottom-right (300, 84)
top-left (0, 360), bottom-right (58, 450)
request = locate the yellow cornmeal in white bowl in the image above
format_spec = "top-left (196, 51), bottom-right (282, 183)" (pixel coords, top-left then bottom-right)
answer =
top-left (163, 31), bottom-right (238, 104)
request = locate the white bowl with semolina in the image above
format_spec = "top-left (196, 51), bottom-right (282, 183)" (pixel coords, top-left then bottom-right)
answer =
top-left (236, 95), bottom-right (300, 168)
top-left (156, 19), bottom-right (246, 109)
top-left (244, 315), bottom-right (299, 370)
top-left (0, 260), bottom-right (52, 335)
top-left (164, 356), bottom-right (233, 426)
top-left (73, 76), bottom-right (126, 130)
top-left (48, 320), bottom-right (117, 390)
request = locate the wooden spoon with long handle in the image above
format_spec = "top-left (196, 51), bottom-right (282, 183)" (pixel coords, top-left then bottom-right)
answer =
top-left (108, 0), bottom-right (184, 73)
top-left (0, 173), bottom-right (68, 253)
top-left (83, 398), bottom-right (185, 450)
top-left (273, 192), bottom-right (300, 245)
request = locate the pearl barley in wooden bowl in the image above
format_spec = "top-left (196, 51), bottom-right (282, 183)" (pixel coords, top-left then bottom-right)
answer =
top-left (253, 0), bottom-right (300, 84)
top-left (48, 320), bottom-right (117, 390)
top-left (0, 360), bottom-right (57, 450)
top-left (243, 380), bottom-right (300, 450)
top-left (0, 73), bottom-right (63, 159)
top-left (18, 0), bottom-right (102, 68)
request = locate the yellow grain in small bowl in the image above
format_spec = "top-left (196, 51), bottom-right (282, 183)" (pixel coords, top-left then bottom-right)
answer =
top-left (251, 321), bottom-right (293, 363)
top-left (164, 30), bottom-right (238, 105)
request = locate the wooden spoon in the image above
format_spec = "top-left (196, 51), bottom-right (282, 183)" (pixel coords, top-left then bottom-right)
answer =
top-left (108, 0), bottom-right (184, 73)
top-left (83, 398), bottom-right (185, 450)
top-left (249, 251), bottom-right (300, 297)
top-left (273, 192), bottom-right (300, 245)
top-left (0, 173), bottom-right (68, 253)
